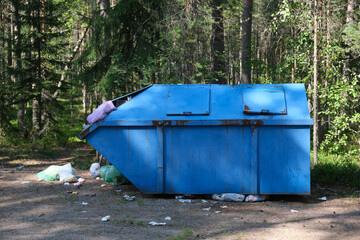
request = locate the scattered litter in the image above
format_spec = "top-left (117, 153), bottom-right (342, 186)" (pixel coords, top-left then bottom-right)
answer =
top-left (123, 195), bottom-right (136, 201)
top-left (78, 178), bottom-right (85, 183)
top-left (96, 177), bottom-right (100, 180)
top-left (17, 165), bottom-right (24, 170)
top-left (175, 195), bottom-right (183, 199)
top-left (318, 196), bottom-right (327, 201)
top-left (90, 163), bottom-right (101, 178)
top-left (234, 218), bottom-right (238, 220)
top-left (178, 199), bottom-right (191, 203)
top-left (101, 215), bottom-right (111, 222)
top-left (82, 202), bottom-right (88, 206)
top-left (212, 193), bottom-right (245, 202)
top-left (290, 209), bottom-right (298, 213)
top-left (74, 182), bottom-right (81, 187)
top-left (245, 195), bottom-right (264, 202)
top-left (203, 207), bottom-right (211, 211)
top-left (220, 206), bottom-right (228, 209)
top-left (64, 182), bottom-right (70, 186)
top-left (114, 190), bottom-right (122, 193)
top-left (21, 181), bottom-right (31, 184)
top-left (82, 211), bottom-right (87, 213)
top-left (101, 184), bottom-right (106, 187)
top-left (164, 216), bottom-right (171, 221)
top-left (214, 211), bottom-right (221, 214)
top-left (149, 221), bottom-right (166, 226)
top-left (67, 191), bottom-right (78, 195)
top-left (202, 200), bottom-right (208, 203)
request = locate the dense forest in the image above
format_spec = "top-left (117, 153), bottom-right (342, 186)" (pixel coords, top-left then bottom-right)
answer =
top-left (0, 0), bottom-right (359, 174)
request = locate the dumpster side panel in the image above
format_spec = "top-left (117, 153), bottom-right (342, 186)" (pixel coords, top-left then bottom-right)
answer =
top-left (258, 126), bottom-right (310, 194)
top-left (85, 127), bottom-right (158, 193)
top-left (163, 126), bottom-right (253, 194)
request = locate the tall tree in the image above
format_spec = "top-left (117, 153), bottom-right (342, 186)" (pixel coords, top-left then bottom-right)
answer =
top-left (211, 0), bottom-right (226, 84)
top-left (241, 0), bottom-right (253, 84)
top-left (313, 0), bottom-right (319, 165)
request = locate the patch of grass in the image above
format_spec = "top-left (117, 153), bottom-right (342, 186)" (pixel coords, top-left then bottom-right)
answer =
top-left (113, 219), bottom-right (121, 224)
top-left (136, 221), bottom-right (144, 226)
top-left (21, 200), bottom-right (27, 204)
top-left (168, 228), bottom-right (194, 240)
top-left (137, 199), bottom-right (144, 206)
top-left (311, 152), bottom-right (360, 188)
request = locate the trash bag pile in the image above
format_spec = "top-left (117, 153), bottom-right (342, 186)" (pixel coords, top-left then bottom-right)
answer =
top-left (36, 162), bottom-right (127, 185)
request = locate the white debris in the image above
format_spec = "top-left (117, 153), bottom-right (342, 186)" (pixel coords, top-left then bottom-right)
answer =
top-left (78, 178), bottom-right (85, 183)
top-left (82, 211), bottom-right (87, 213)
top-left (178, 199), bottom-right (191, 203)
top-left (212, 193), bottom-right (245, 202)
top-left (164, 216), bottom-right (171, 221)
top-left (114, 190), bottom-right (122, 193)
top-left (203, 207), bottom-right (211, 211)
top-left (245, 195), bottom-right (264, 202)
top-left (64, 182), bottom-right (70, 186)
top-left (149, 221), bottom-right (166, 226)
top-left (290, 209), bottom-right (298, 213)
top-left (21, 181), bottom-right (31, 184)
top-left (214, 211), bottom-right (221, 214)
top-left (96, 177), bottom-right (100, 180)
top-left (220, 206), bottom-right (228, 208)
top-left (175, 195), bottom-right (183, 199)
top-left (123, 195), bottom-right (136, 201)
top-left (82, 202), bottom-right (88, 206)
top-left (318, 196), bottom-right (327, 201)
top-left (100, 184), bottom-right (106, 187)
top-left (73, 182), bottom-right (81, 187)
top-left (202, 200), bottom-right (208, 203)
top-left (101, 215), bottom-right (110, 222)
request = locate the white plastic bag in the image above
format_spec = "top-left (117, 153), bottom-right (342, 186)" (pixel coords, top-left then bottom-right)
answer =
top-left (212, 193), bottom-right (245, 202)
top-left (90, 163), bottom-right (100, 178)
top-left (58, 163), bottom-right (77, 182)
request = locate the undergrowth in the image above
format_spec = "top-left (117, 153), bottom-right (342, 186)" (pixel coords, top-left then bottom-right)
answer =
top-left (311, 152), bottom-right (360, 188)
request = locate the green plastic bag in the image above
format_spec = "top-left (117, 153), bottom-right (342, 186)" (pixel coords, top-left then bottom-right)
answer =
top-left (100, 165), bottom-right (126, 184)
top-left (36, 165), bottom-right (61, 181)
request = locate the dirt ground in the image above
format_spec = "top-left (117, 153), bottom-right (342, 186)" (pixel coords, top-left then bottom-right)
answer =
top-left (0, 148), bottom-right (360, 240)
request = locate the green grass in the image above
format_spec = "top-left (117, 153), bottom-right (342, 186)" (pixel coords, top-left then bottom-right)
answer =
top-left (168, 228), bottom-right (194, 240)
top-left (311, 151), bottom-right (360, 188)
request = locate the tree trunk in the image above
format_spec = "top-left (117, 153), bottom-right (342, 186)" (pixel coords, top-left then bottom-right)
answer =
top-left (313, 0), bottom-right (319, 165)
top-left (240, 0), bottom-right (253, 84)
top-left (346, 0), bottom-right (354, 24)
top-left (13, 0), bottom-right (25, 134)
top-left (211, 0), bottom-right (226, 84)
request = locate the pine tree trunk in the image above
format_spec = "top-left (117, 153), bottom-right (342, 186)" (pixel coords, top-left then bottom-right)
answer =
top-left (211, 0), bottom-right (226, 84)
top-left (241, 0), bottom-right (253, 84)
top-left (313, 0), bottom-right (319, 165)
top-left (13, 0), bottom-right (25, 134)
top-left (346, 0), bottom-right (354, 24)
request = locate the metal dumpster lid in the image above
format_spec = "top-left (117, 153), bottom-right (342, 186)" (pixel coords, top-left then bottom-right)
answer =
top-left (78, 84), bottom-right (313, 139)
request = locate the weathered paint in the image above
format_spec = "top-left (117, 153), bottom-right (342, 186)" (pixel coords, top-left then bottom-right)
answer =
top-left (79, 84), bottom-right (313, 194)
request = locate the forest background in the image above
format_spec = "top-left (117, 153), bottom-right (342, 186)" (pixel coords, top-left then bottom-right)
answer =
top-left (0, 0), bottom-right (359, 187)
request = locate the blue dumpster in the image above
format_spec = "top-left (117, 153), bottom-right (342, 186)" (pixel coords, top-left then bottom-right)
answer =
top-left (79, 84), bottom-right (313, 194)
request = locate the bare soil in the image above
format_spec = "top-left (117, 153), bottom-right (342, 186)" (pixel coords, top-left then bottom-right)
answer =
top-left (0, 148), bottom-right (359, 240)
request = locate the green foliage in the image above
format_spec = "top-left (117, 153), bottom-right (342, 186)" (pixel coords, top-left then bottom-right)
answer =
top-left (311, 152), bottom-right (360, 188)
top-left (168, 228), bottom-right (194, 240)
top-left (319, 73), bottom-right (360, 154)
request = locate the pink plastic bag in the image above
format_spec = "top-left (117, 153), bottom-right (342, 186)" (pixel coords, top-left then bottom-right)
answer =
top-left (86, 101), bottom-right (116, 124)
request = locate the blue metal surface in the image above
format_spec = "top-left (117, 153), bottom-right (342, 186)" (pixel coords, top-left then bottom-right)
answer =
top-left (242, 86), bottom-right (287, 115)
top-left (79, 84), bottom-right (313, 194)
top-left (167, 85), bottom-right (210, 116)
